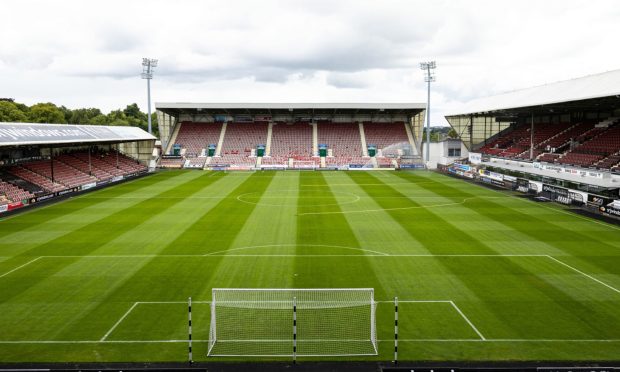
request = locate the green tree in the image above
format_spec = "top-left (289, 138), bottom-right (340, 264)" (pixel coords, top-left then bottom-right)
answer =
top-left (69, 108), bottom-right (103, 124)
top-left (59, 106), bottom-right (73, 123)
top-left (88, 114), bottom-right (108, 125)
top-left (106, 110), bottom-right (129, 126)
top-left (123, 103), bottom-right (144, 120)
top-left (447, 128), bottom-right (459, 139)
top-left (28, 103), bottom-right (66, 123)
top-left (151, 112), bottom-right (159, 137)
top-left (0, 101), bottom-right (28, 122)
top-left (1, 100), bottom-right (158, 137)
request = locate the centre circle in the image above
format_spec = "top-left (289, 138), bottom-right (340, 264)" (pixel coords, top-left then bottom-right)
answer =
top-left (237, 190), bottom-right (360, 207)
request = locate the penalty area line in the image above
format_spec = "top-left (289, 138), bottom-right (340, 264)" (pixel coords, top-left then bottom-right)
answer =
top-left (546, 255), bottom-right (620, 295)
top-left (0, 257), bottom-right (43, 278)
top-left (100, 302), bottom-right (140, 342)
top-left (449, 301), bottom-right (486, 340)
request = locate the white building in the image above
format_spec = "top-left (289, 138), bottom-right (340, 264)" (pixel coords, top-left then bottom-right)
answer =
top-left (422, 139), bottom-right (469, 169)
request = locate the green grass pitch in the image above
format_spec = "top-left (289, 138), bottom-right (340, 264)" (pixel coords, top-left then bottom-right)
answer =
top-left (0, 170), bottom-right (619, 362)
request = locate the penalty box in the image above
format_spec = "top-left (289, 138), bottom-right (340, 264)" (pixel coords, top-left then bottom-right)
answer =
top-left (101, 299), bottom-right (483, 344)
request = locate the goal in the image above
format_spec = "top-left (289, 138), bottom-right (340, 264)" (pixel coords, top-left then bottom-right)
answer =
top-left (292, 160), bottom-right (318, 169)
top-left (208, 288), bottom-right (377, 357)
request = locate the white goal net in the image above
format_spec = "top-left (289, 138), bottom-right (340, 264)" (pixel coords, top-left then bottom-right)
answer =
top-left (208, 288), bottom-right (377, 357)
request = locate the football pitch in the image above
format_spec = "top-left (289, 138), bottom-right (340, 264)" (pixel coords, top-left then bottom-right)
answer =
top-left (1, 170), bottom-right (619, 363)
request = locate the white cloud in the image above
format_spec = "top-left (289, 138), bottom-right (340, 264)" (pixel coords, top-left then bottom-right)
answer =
top-left (1, 0), bottom-right (619, 126)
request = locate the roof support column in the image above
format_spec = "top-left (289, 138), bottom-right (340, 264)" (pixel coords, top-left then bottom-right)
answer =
top-left (469, 114), bottom-right (473, 150)
top-left (530, 112), bottom-right (535, 160)
top-left (484, 116), bottom-right (487, 145)
top-left (50, 146), bottom-right (54, 184)
top-left (88, 146), bottom-right (92, 176)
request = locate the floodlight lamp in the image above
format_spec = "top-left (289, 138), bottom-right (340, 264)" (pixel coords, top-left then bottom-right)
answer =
top-left (142, 58), bottom-right (158, 68)
top-left (420, 61), bottom-right (436, 70)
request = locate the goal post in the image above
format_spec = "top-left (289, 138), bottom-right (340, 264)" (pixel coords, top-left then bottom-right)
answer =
top-left (208, 288), bottom-right (377, 357)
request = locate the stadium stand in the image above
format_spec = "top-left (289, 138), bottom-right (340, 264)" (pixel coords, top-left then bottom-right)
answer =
top-left (156, 104), bottom-right (426, 169)
top-left (5, 150), bottom-right (147, 193)
top-left (175, 121), bottom-right (222, 158)
top-left (265, 122), bottom-right (317, 167)
top-left (539, 122), bottom-right (594, 151)
top-left (100, 151), bottom-right (147, 174)
top-left (7, 165), bottom-right (66, 192)
top-left (557, 122), bottom-right (620, 168)
top-left (210, 122), bottom-right (268, 167)
top-left (0, 179), bottom-right (34, 203)
top-left (19, 159), bottom-right (93, 189)
top-left (57, 153), bottom-right (113, 181)
top-left (477, 118), bottom-right (620, 170)
top-left (478, 124), bottom-right (530, 157)
top-left (0, 123), bottom-right (153, 215)
top-left (318, 122), bottom-right (366, 166)
top-left (363, 121), bottom-right (411, 157)
top-left (597, 152), bottom-right (620, 169)
top-left (73, 151), bottom-right (124, 176)
top-left (163, 120), bottom-right (418, 169)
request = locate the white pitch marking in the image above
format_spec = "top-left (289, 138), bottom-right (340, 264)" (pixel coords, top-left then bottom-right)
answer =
top-left (297, 196), bottom-right (506, 216)
top-left (136, 301), bottom-right (211, 304)
top-left (376, 300), bottom-right (451, 303)
top-left (0, 257), bottom-right (42, 278)
top-left (203, 244), bottom-right (390, 257)
top-left (236, 191), bottom-right (361, 207)
top-left (100, 302), bottom-right (139, 342)
top-left (546, 255), bottom-right (620, 295)
top-left (201, 254), bottom-right (547, 257)
top-left (136, 300), bottom-right (453, 304)
top-left (42, 254), bottom-right (202, 258)
top-left (385, 339), bottom-right (620, 342)
top-left (28, 253), bottom-right (550, 259)
top-left (300, 181), bottom-right (438, 187)
top-left (449, 301), bottom-right (486, 341)
top-left (2, 339), bottom-right (620, 344)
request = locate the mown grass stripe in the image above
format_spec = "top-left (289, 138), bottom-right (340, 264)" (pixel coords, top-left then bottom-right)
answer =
top-left (348, 171), bottom-right (619, 339)
top-left (395, 171), bottom-right (620, 253)
top-left (393, 171), bottom-right (620, 288)
top-left (0, 171), bottom-right (201, 260)
top-left (0, 172), bottom-right (225, 306)
top-left (321, 172), bottom-right (429, 255)
top-left (0, 171), bottom-right (181, 234)
top-left (346, 171), bottom-right (495, 255)
top-left (294, 172), bottom-right (386, 297)
top-left (51, 172), bottom-right (267, 341)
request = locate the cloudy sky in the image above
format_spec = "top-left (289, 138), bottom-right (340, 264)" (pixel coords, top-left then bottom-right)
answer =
top-left (1, 0), bottom-right (619, 125)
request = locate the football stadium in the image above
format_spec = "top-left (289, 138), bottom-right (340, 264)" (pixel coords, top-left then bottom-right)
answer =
top-left (1, 72), bottom-right (620, 371)
top-left (2, 2), bottom-right (620, 371)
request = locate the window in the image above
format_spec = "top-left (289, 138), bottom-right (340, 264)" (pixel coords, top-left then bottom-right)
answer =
top-left (448, 148), bottom-right (461, 157)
